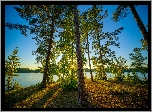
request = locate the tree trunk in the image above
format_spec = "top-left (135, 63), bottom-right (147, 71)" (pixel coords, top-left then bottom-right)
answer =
top-left (73, 5), bottom-right (86, 106)
top-left (71, 42), bottom-right (74, 76)
top-left (129, 5), bottom-right (148, 45)
top-left (86, 33), bottom-right (93, 81)
top-left (41, 15), bottom-right (54, 88)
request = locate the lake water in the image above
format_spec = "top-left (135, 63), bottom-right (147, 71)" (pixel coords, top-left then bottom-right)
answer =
top-left (5, 72), bottom-right (148, 89)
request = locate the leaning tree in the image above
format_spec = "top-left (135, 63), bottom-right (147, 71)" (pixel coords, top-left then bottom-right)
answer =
top-left (112, 5), bottom-right (148, 80)
top-left (112, 5), bottom-right (148, 46)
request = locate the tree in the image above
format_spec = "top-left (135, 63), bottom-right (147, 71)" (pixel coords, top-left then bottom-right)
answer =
top-left (80, 5), bottom-right (109, 81)
top-left (91, 27), bottom-right (125, 81)
top-left (5, 5), bottom-right (66, 88)
top-left (86, 33), bottom-right (93, 81)
top-left (73, 5), bottom-right (86, 106)
top-left (112, 5), bottom-right (148, 82)
top-left (112, 5), bottom-right (148, 45)
top-left (110, 56), bottom-right (128, 81)
top-left (5, 47), bottom-right (21, 91)
top-left (56, 8), bottom-right (78, 82)
top-left (80, 9), bottom-right (93, 81)
top-left (86, 5), bottom-right (125, 81)
top-left (40, 6), bottom-right (55, 88)
top-left (129, 47), bottom-right (147, 80)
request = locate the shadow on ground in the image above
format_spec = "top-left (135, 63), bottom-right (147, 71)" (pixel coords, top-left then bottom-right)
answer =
top-left (5, 84), bottom-right (42, 108)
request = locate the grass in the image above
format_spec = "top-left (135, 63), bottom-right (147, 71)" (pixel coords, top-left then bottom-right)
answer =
top-left (5, 79), bottom-right (148, 108)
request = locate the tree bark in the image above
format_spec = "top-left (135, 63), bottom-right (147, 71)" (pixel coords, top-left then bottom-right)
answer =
top-left (129, 5), bottom-right (148, 45)
top-left (86, 33), bottom-right (93, 81)
top-left (71, 42), bottom-right (74, 76)
top-left (73, 5), bottom-right (86, 106)
top-left (41, 15), bottom-right (54, 88)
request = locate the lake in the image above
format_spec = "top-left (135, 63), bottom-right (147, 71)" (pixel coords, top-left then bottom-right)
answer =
top-left (5, 72), bottom-right (148, 89)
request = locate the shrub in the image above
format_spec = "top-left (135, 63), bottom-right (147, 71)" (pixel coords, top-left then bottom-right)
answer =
top-left (142, 78), bottom-right (148, 84)
top-left (94, 73), bottom-right (107, 81)
top-left (118, 75), bottom-right (125, 81)
top-left (5, 76), bottom-right (13, 90)
top-left (12, 82), bottom-right (22, 90)
top-left (132, 73), bottom-right (141, 84)
top-left (124, 73), bottom-right (132, 82)
top-left (108, 77), bottom-right (113, 81)
top-left (113, 75), bottom-right (125, 82)
top-left (124, 72), bottom-right (142, 84)
top-left (61, 75), bottom-right (78, 92)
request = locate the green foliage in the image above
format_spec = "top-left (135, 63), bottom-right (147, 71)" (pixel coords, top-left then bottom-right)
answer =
top-left (5, 47), bottom-right (21, 91)
top-left (88, 5), bottom-right (125, 81)
top-left (140, 39), bottom-right (148, 51)
top-left (84, 68), bottom-right (95, 72)
top-left (6, 5), bottom-right (70, 88)
top-left (113, 75), bottom-right (125, 82)
top-left (107, 77), bottom-right (113, 82)
top-left (107, 76), bottom-right (123, 82)
top-left (61, 75), bottom-right (78, 92)
top-left (107, 72), bottom-right (145, 84)
top-left (142, 78), bottom-right (148, 84)
top-left (107, 56), bottom-right (128, 82)
top-left (5, 47), bottom-right (21, 77)
top-left (112, 5), bottom-right (129, 22)
top-left (123, 72), bottom-right (132, 82)
top-left (123, 72), bottom-right (143, 84)
top-left (94, 74), bottom-right (107, 81)
top-left (12, 82), bottom-right (22, 90)
top-left (112, 5), bottom-right (148, 46)
top-left (5, 76), bottom-right (13, 91)
top-left (129, 47), bottom-right (147, 79)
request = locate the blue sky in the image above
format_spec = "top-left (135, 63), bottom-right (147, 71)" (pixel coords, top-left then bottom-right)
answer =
top-left (5, 5), bottom-right (148, 70)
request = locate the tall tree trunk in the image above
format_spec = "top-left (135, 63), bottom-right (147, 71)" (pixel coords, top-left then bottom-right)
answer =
top-left (129, 5), bottom-right (148, 45)
top-left (71, 42), bottom-right (74, 76)
top-left (41, 15), bottom-right (54, 88)
top-left (86, 33), bottom-right (93, 81)
top-left (73, 5), bottom-right (86, 106)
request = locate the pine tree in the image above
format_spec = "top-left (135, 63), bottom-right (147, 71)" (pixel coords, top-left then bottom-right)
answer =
top-left (5, 5), bottom-right (66, 88)
top-left (73, 5), bottom-right (87, 106)
top-left (5, 47), bottom-right (21, 91)
top-left (129, 48), bottom-right (147, 80)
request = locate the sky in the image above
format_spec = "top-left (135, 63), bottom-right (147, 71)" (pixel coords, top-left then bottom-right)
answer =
top-left (5, 5), bottom-right (148, 70)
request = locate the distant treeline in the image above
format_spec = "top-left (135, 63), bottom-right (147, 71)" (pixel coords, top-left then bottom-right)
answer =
top-left (84, 67), bottom-right (148, 73)
top-left (5, 67), bottom-right (148, 73)
top-left (122, 67), bottom-right (148, 73)
top-left (5, 68), bottom-right (41, 73)
top-left (17, 68), bottom-right (41, 73)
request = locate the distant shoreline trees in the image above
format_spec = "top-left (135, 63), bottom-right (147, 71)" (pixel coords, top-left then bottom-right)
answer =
top-left (84, 67), bottom-right (148, 73)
